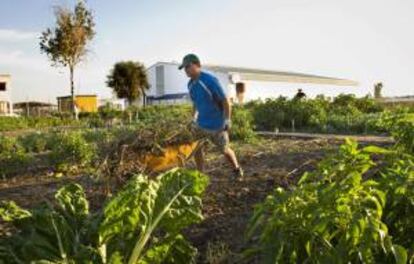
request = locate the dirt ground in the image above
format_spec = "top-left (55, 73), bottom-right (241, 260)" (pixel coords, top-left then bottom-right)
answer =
top-left (0, 138), bottom-right (362, 263)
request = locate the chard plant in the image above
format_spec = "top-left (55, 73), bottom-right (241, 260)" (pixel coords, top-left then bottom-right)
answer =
top-left (0, 168), bottom-right (208, 264)
top-left (246, 136), bottom-right (414, 263)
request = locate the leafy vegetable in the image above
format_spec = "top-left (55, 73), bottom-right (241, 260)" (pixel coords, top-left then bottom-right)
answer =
top-left (0, 168), bottom-right (208, 264)
top-left (246, 131), bottom-right (414, 263)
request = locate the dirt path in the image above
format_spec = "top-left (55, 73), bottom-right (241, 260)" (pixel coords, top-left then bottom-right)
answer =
top-left (186, 138), bottom-right (338, 263)
top-left (257, 131), bottom-right (393, 143)
top-left (0, 138), bottom-right (384, 263)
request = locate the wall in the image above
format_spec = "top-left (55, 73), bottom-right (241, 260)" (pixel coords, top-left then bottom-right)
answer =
top-left (146, 63), bottom-right (362, 105)
top-left (0, 75), bottom-right (13, 115)
top-left (76, 96), bottom-right (98, 112)
top-left (58, 96), bottom-right (98, 113)
top-left (147, 62), bottom-right (189, 97)
top-left (163, 63), bottom-right (190, 95)
top-left (147, 65), bottom-right (157, 96)
top-left (241, 81), bottom-right (364, 101)
top-left (147, 63), bottom-right (234, 99)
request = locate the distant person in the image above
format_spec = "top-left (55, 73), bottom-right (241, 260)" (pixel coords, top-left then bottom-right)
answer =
top-left (179, 54), bottom-right (244, 181)
top-left (294, 89), bottom-right (306, 100)
top-left (74, 101), bottom-right (80, 120)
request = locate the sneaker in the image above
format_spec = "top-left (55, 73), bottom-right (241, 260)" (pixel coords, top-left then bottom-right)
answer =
top-left (232, 167), bottom-right (244, 182)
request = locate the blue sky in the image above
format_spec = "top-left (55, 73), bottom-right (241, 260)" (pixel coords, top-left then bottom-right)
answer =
top-left (1, 0), bottom-right (413, 102)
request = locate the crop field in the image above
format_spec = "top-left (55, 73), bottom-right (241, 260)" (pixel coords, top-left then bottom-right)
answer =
top-left (0, 97), bottom-right (413, 263)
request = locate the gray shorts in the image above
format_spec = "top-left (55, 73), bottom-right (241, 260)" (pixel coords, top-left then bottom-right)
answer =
top-left (192, 124), bottom-right (230, 152)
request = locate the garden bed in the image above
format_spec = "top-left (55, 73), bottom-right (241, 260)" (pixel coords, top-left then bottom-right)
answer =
top-left (0, 137), bottom-right (390, 263)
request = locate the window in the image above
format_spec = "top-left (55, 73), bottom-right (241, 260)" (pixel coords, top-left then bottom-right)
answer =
top-left (0, 82), bottom-right (6, 91)
top-left (0, 101), bottom-right (7, 114)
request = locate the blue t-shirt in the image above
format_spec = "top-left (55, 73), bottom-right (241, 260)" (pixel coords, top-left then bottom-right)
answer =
top-left (188, 71), bottom-right (227, 131)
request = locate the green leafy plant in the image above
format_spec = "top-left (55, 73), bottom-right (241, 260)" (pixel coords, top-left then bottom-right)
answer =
top-left (245, 94), bottom-right (385, 134)
top-left (49, 132), bottom-right (96, 172)
top-left (231, 106), bottom-right (256, 142)
top-left (380, 155), bottom-right (414, 252)
top-left (0, 136), bottom-right (33, 177)
top-left (0, 168), bottom-right (209, 263)
top-left (18, 132), bottom-right (49, 153)
top-left (0, 116), bottom-right (83, 132)
top-left (246, 138), bottom-right (413, 263)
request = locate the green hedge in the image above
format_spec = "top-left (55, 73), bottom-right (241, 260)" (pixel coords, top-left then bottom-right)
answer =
top-left (245, 94), bottom-right (386, 134)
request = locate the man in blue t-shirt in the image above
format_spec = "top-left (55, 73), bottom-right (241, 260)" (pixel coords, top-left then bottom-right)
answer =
top-left (179, 54), bottom-right (244, 180)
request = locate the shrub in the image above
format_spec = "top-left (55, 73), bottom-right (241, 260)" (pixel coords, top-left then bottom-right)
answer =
top-left (231, 106), bottom-right (256, 142)
top-left (18, 132), bottom-right (48, 153)
top-left (246, 94), bottom-right (386, 134)
top-left (0, 116), bottom-right (83, 132)
top-left (49, 132), bottom-right (96, 172)
top-left (0, 136), bottom-right (33, 177)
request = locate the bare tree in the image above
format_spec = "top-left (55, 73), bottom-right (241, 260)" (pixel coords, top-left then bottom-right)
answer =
top-left (40, 1), bottom-right (95, 117)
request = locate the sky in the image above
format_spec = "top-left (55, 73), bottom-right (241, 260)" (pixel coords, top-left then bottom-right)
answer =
top-left (0, 0), bottom-right (413, 103)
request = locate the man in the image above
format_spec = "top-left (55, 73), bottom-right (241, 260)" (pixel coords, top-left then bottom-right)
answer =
top-left (179, 54), bottom-right (244, 180)
top-left (294, 89), bottom-right (306, 100)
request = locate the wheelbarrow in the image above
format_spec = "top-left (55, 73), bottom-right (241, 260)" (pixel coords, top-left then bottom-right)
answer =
top-left (138, 140), bottom-right (205, 172)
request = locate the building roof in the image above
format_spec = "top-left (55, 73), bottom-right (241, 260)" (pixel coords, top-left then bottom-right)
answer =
top-left (14, 101), bottom-right (57, 108)
top-left (378, 96), bottom-right (414, 103)
top-left (150, 61), bottom-right (358, 86)
top-left (147, 93), bottom-right (188, 101)
top-left (57, 94), bottom-right (97, 99)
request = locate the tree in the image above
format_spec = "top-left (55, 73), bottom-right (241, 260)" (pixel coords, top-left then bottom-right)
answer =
top-left (106, 61), bottom-right (150, 106)
top-left (40, 0), bottom-right (95, 117)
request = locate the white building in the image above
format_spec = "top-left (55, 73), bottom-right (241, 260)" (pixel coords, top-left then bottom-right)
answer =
top-left (99, 97), bottom-right (126, 111)
top-left (0, 74), bottom-right (13, 116)
top-left (145, 62), bottom-right (359, 105)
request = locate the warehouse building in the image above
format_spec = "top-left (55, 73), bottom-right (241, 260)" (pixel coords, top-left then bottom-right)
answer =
top-left (145, 62), bottom-right (359, 105)
top-left (0, 74), bottom-right (13, 116)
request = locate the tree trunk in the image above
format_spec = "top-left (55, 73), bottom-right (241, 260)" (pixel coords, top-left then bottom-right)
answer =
top-left (70, 65), bottom-right (76, 119)
top-left (142, 91), bottom-right (147, 108)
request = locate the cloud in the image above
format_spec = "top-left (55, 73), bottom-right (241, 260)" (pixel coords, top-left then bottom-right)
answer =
top-left (0, 29), bottom-right (38, 42)
top-left (0, 48), bottom-right (50, 72)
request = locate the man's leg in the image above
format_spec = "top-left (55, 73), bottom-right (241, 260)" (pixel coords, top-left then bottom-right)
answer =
top-left (194, 143), bottom-right (205, 172)
top-left (214, 131), bottom-right (243, 179)
top-left (223, 146), bottom-right (240, 170)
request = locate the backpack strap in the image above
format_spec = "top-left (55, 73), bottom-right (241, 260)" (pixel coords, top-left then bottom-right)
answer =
top-left (198, 80), bottom-right (213, 100)
top-left (198, 80), bottom-right (223, 112)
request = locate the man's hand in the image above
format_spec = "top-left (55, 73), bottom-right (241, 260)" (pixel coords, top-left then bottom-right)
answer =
top-left (224, 118), bottom-right (231, 131)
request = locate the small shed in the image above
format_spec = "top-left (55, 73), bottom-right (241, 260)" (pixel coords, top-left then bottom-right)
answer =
top-left (13, 101), bottom-right (57, 116)
top-left (57, 95), bottom-right (98, 113)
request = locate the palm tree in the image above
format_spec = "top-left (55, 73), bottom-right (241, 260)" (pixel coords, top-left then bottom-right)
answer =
top-left (106, 61), bottom-right (150, 106)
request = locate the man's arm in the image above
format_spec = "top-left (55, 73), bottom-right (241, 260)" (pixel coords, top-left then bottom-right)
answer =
top-left (192, 104), bottom-right (198, 122)
top-left (207, 75), bottom-right (231, 130)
